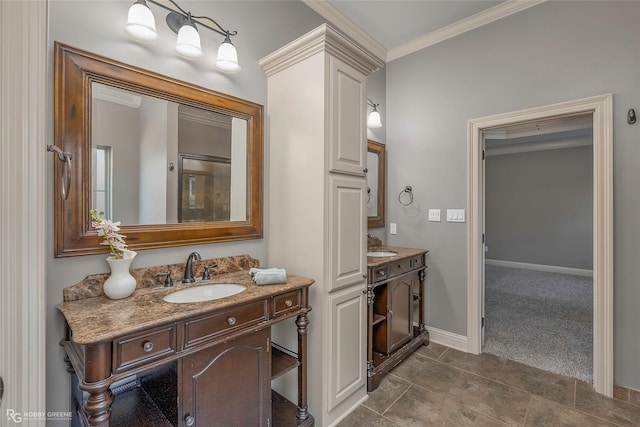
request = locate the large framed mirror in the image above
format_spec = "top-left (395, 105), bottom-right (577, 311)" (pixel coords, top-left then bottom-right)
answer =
top-left (367, 140), bottom-right (386, 228)
top-left (53, 42), bottom-right (263, 257)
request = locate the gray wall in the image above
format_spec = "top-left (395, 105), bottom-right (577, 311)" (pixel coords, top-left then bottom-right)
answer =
top-left (386, 0), bottom-right (640, 389)
top-left (46, 1), bottom-right (324, 420)
top-left (485, 145), bottom-right (593, 270)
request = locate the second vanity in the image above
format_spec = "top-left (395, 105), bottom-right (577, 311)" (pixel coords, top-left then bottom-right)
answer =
top-left (366, 246), bottom-right (430, 391)
top-left (59, 255), bottom-right (313, 426)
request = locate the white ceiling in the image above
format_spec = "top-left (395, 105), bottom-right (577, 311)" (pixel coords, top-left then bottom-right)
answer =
top-left (303, 0), bottom-right (544, 62)
top-left (326, 0), bottom-right (503, 49)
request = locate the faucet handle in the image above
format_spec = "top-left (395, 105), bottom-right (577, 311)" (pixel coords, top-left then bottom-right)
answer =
top-left (202, 262), bottom-right (218, 281)
top-left (155, 272), bottom-right (174, 287)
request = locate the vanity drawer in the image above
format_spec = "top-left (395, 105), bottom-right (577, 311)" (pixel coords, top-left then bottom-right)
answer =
top-left (370, 266), bottom-right (389, 284)
top-left (390, 258), bottom-right (412, 277)
top-left (113, 324), bottom-right (177, 372)
top-left (412, 255), bottom-right (424, 269)
top-left (273, 290), bottom-right (301, 318)
top-left (184, 300), bottom-right (268, 349)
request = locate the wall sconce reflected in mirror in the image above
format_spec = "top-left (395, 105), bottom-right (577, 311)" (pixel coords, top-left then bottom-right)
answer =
top-left (367, 98), bottom-right (382, 128)
top-left (124, 0), bottom-right (241, 73)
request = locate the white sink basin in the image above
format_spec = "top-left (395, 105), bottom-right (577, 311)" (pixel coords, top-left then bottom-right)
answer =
top-left (367, 251), bottom-right (398, 258)
top-left (163, 284), bottom-right (246, 303)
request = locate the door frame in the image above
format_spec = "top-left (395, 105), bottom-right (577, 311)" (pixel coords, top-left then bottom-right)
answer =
top-left (466, 94), bottom-right (613, 396)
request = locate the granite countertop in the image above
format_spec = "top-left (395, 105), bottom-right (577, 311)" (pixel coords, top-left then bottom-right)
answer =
top-left (59, 270), bottom-right (314, 345)
top-left (366, 246), bottom-right (429, 267)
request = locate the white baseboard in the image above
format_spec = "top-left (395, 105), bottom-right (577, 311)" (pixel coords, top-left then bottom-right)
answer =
top-left (485, 259), bottom-right (593, 277)
top-left (426, 326), bottom-right (468, 353)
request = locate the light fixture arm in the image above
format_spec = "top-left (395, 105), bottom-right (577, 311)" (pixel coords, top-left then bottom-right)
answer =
top-left (146, 0), bottom-right (237, 38)
top-left (367, 98), bottom-right (379, 111)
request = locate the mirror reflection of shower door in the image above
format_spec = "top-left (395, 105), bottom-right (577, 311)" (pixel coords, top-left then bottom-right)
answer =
top-left (178, 154), bottom-right (231, 222)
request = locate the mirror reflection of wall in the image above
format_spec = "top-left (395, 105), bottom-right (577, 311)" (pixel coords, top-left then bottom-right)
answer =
top-left (91, 82), bottom-right (248, 225)
top-left (366, 151), bottom-right (379, 216)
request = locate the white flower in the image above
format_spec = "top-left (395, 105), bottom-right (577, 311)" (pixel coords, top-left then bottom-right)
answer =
top-left (90, 209), bottom-right (129, 259)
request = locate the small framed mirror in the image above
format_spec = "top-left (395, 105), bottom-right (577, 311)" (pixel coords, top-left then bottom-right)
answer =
top-left (367, 140), bottom-right (385, 228)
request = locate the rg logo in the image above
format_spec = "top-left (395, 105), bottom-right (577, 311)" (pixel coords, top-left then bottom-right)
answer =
top-left (6, 409), bottom-right (22, 423)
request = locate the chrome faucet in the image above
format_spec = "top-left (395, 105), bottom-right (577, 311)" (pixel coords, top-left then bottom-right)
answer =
top-left (182, 251), bottom-right (201, 283)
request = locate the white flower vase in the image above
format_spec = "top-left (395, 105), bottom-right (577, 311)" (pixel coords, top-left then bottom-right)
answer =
top-left (103, 250), bottom-right (137, 299)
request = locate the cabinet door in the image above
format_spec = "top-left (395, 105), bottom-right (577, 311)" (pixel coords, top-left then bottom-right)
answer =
top-left (328, 285), bottom-right (366, 411)
top-left (388, 277), bottom-right (413, 353)
top-left (329, 175), bottom-right (367, 292)
top-left (180, 328), bottom-right (271, 427)
top-left (328, 55), bottom-right (367, 176)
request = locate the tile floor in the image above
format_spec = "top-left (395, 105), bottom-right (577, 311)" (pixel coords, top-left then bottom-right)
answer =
top-left (337, 343), bottom-right (640, 426)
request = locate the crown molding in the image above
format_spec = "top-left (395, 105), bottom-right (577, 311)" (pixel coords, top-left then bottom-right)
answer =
top-left (93, 84), bottom-right (142, 108)
top-left (387, 0), bottom-right (546, 62)
top-left (485, 136), bottom-right (592, 156)
top-left (301, 0), bottom-right (387, 63)
top-left (260, 23), bottom-right (383, 77)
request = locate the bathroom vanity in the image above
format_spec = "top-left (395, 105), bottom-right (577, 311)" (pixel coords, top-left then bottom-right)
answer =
top-left (366, 247), bottom-right (430, 391)
top-left (59, 256), bottom-right (314, 426)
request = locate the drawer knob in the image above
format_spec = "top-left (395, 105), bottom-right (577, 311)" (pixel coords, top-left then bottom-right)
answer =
top-left (227, 317), bottom-right (236, 326)
top-left (142, 341), bottom-right (154, 353)
top-left (184, 415), bottom-right (195, 426)
top-left (285, 299), bottom-right (293, 308)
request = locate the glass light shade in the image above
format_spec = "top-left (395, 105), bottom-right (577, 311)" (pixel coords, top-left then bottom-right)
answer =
top-left (368, 110), bottom-right (382, 128)
top-left (215, 40), bottom-right (241, 73)
top-left (124, 1), bottom-right (158, 43)
top-left (175, 24), bottom-right (203, 59)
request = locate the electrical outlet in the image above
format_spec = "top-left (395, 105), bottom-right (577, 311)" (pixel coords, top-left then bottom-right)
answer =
top-left (390, 223), bottom-right (397, 235)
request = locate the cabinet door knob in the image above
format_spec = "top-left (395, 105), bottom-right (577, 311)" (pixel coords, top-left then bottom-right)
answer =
top-left (142, 341), bottom-right (154, 353)
top-left (363, 168), bottom-right (368, 173)
top-left (184, 415), bottom-right (195, 426)
top-left (227, 317), bottom-right (236, 326)
top-left (285, 299), bottom-right (293, 308)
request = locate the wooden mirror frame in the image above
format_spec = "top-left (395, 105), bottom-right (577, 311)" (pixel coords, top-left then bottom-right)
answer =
top-left (53, 42), bottom-right (263, 257)
top-left (367, 140), bottom-right (386, 228)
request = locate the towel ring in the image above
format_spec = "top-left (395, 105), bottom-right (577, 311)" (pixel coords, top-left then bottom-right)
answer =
top-left (398, 185), bottom-right (413, 206)
top-left (47, 144), bottom-right (73, 200)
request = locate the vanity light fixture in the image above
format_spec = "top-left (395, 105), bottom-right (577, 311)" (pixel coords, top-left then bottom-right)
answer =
top-left (367, 98), bottom-right (382, 128)
top-left (124, 0), bottom-right (241, 73)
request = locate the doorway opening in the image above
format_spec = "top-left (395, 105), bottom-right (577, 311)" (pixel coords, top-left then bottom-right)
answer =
top-left (466, 94), bottom-right (613, 396)
top-left (482, 114), bottom-right (593, 382)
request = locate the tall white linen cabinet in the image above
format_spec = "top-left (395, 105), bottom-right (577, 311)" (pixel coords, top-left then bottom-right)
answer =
top-left (260, 24), bottom-right (383, 426)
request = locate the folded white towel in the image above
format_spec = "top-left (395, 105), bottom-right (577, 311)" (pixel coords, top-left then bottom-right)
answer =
top-left (249, 267), bottom-right (288, 285)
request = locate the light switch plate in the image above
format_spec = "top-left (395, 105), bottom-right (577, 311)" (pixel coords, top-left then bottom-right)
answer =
top-left (428, 209), bottom-right (441, 222)
top-left (446, 209), bottom-right (466, 223)
top-left (390, 223), bottom-right (397, 235)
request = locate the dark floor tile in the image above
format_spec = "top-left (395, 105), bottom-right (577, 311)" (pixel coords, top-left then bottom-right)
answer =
top-left (390, 353), bottom-right (462, 394)
top-left (448, 371), bottom-right (532, 425)
top-left (575, 381), bottom-right (640, 426)
top-left (472, 414), bottom-right (511, 426)
top-left (414, 341), bottom-right (448, 360)
top-left (524, 395), bottom-right (618, 426)
top-left (614, 384), bottom-right (630, 402)
top-left (630, 388), bottom-right (640, 407)
top-left (384, 384), bottom-right (479, 426)
top-left (438, 349), bottom-right (506, 380)
top-left (364, 374), bottom-right (411, 414)
top-left (497, 360), bottom-right (576, 406)
top-left (336, 405), bottom-right (400, 427)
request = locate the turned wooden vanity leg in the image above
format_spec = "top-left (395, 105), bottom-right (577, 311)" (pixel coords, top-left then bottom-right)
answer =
top-left (365, 284), bottom-right (375, 388)
top-left (295, 288), bottom-right (310, 421)
top-left (418, 269), bottom-right (427, 333)
top-left (80, 343), bottom-right (114, 426)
